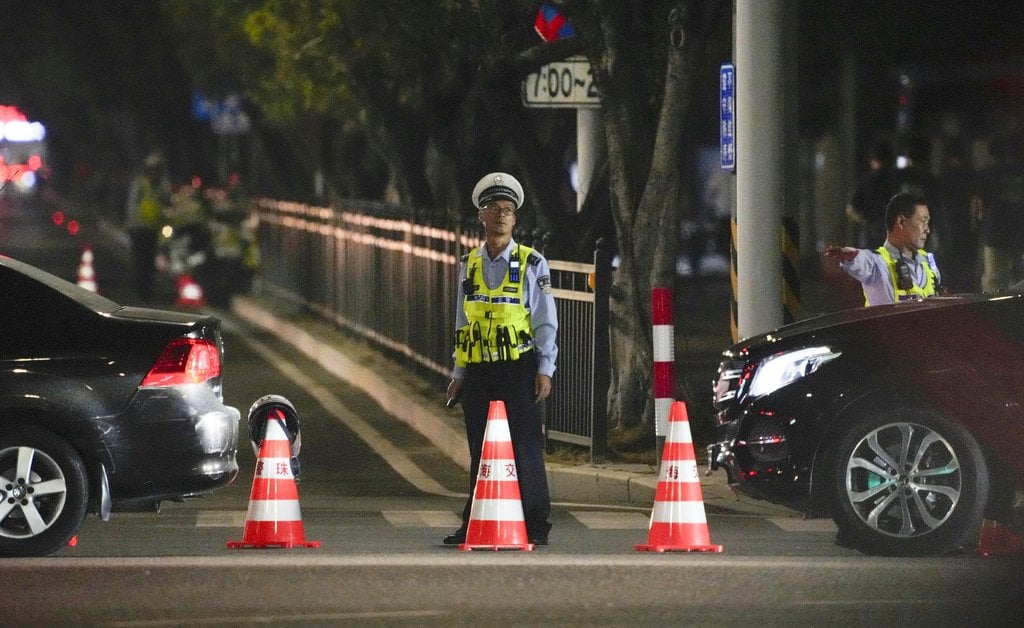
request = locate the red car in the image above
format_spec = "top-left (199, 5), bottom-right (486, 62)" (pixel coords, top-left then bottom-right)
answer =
top-left (709, 294), bottom-right (1024, 556)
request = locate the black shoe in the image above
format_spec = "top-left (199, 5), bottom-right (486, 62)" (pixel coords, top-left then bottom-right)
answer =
top-left (443, 528), bottom-right (467, 545)
top-left (528, 522), bottom-right (551, 546)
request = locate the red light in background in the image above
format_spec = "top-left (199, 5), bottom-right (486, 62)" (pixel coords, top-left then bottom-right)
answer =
top-left (67, 220), bottom-right (80, 236)
top-left (28, 155), bottom-right (41, 170)
top-left (52, 211), bottom-right (65, 226)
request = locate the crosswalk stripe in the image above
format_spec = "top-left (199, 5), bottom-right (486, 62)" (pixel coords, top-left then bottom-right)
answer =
top-left (196, 511), bottom-right (248, 527)
top-left (196, 509), bottom-right (831, 533)
top-left (768, 517), bottom-right (837, 532)
top-left (381, 510), bottom-right (463, 528)
top-left (569, 511), bottom-right (649, 529)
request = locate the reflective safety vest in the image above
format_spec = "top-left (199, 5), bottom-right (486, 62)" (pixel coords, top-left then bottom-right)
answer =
top-left (137, 177), bottom-right (164, 227)
top-left (872, 246), bottom-right (939, 304)
top-left (455, 243), bottom-right (538, 366)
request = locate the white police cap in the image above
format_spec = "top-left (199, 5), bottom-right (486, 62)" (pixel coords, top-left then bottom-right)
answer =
top-left (472, 172), bottom-right (524, 210)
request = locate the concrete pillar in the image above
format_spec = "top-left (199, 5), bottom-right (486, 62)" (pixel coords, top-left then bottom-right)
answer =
top-left (735, 0), bottom-right (787, 338)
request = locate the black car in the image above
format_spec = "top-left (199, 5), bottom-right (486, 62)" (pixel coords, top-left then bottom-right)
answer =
top-left (0, 255), bottom-right (240, 557)
top-left (708, 294), bottom-right (1024, 556)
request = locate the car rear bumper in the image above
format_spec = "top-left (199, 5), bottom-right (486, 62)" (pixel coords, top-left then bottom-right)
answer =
top-left (106, 391), bottom-right (241, 500)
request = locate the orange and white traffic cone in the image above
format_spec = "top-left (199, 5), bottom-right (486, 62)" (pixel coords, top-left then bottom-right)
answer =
top-left (460, 400), bottom-right (534, 551)
top-left (976, 519), bottom-right (1023, 557)
top-left (175, 273), bottom-right (206, 308)
top-left (636, 401), bottom-right (723, 553)
top-left (76, 245), bottom-right (98, 293)
top-left (227, 413), bottom-right (320, 549)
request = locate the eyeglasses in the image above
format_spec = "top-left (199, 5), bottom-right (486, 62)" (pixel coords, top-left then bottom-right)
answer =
top-left (482, 204), bottom-right (516, 216)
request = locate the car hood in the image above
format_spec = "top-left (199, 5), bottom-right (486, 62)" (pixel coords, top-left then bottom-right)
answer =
top-left (724, 294), bottom-right (994, 359)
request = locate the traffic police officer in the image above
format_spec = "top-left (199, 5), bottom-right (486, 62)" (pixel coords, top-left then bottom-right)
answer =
top-left (444, 172), bottom-right (558, 546)
top-left (825, 192), bottom-right (942, 306)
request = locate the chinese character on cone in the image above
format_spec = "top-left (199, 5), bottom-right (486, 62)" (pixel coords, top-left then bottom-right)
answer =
top-left (636, 401), bottom-right (723, 553)
top-left (460, 400), bottom-right (534, 551)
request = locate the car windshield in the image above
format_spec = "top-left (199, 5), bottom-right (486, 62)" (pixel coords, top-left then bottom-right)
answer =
top-left (1, 254), bottom-right (121, 314)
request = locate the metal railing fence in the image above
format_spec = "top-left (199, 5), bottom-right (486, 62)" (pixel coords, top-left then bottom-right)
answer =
top-left (251, 199), bottom-right (611, 459)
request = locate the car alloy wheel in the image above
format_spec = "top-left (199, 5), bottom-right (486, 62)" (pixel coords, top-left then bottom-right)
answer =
top-left (0, 427), bottom-right (89, 557)
top-left (832, 406), bottom-right (988, 556)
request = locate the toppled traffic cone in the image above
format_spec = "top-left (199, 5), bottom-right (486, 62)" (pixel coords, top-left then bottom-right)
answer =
top-left (175, 273), bottom-right (206, 308)
top-left (227, 412), bottom-right (320, 549)
top-left (460, 400), bottom-right (534, 551)
top-left (976, 519), bottom-right (1023, 557)
top-left (636, 401), bottom-right (723, 553)
top-left (76, 245), bottom-right (98, 293)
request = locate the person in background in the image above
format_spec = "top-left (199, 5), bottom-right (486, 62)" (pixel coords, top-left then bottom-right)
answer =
top-left (125, 152), bottom-right (170, 300)
top-left (934, 138), bottom-right (981, 292)
top-left (443, 172), bottom-right (558, 547)
top-left (846, 139), bottom-right (902, 248)
top-left (825, 192), bottom-right (942, 306)
top-left (975, 132), bottom-right (1024, 293)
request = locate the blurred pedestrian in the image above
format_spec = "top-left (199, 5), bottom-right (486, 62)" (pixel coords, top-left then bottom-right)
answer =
top-left (976, 132), bottom-right (1024, 293)
top-left (934, 138), bottom-right (981, 292)
top-left (846, 139), bottom-right (902, 248)
top-left (125, 153), bottom-right (170, 300)
top-left (896, 134), bottom-right (941, 207)
top-left (825, 192), bottom-right (941, 306)
top-left (443, 172), bottom-right (558, 547)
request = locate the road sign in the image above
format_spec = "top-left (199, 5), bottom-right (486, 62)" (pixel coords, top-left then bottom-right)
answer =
top-left (522, 56), bottom-right (600, 108)
top-left (720, 63), bottom-right (735, 172)
top-left (534, 3), bottom-right (576, 42)
top-left (193, 92), bottom-right (251, 135)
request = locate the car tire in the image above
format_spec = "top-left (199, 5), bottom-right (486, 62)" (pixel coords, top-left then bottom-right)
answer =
top-left (831, 406), bottom-right (989, 556)
top-left (0, 426), bottom-right (89, 557)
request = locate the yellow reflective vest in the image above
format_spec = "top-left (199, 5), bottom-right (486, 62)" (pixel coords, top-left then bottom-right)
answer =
top-left (872, 246), bottom-right (939, 304)
top-left (136, 177), bottom-right (164, 227)
top-left (455, 244), bottom-right (537, 366)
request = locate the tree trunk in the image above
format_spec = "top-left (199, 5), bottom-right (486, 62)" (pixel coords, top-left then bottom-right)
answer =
top-left (579, 0), bottom-right (725, 430)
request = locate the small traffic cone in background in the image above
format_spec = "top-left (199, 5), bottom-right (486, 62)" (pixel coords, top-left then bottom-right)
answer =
top-left (175, 273), bottom-right (206, 308)
top-left (76, 245), bottom-right (98, 293)
top-left (636, 401), bottom-right (723, 553)
top-left (227, 413), bottom-right (320, 549)
top-left (460, 400), bottom-right (534, 551)
top-left (976, 519), bottom-right (1023, 557)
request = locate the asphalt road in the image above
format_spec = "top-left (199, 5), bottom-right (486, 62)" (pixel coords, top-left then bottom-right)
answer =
top-left (3, 193), bottom-right (1023, 626)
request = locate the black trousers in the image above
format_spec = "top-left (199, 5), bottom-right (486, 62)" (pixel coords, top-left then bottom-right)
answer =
top-left (129, 226), bottom-right (159, 300)
top-left (459, 354), bottom-right (551, 537)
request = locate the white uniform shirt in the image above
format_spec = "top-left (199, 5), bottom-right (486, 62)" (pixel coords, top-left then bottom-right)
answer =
top-left (840, 240), bottom-right (936, 306)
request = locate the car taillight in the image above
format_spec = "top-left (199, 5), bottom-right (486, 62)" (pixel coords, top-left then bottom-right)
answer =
top-left (141, 338), bottom-right (221, 387)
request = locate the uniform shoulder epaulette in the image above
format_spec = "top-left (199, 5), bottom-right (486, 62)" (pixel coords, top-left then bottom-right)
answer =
top-left (527, 251), bottom-right (541, 266)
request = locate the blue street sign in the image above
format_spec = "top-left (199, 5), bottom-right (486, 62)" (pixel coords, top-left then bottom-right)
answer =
top-left (720, 63), bottom-right (735, 172)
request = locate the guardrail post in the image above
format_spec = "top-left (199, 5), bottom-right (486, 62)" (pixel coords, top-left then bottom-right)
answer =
top-left (590, 240), bottom-right (611, 462)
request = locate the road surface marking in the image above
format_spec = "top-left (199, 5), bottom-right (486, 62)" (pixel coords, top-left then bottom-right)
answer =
top-left (382, 510), bottom-right (463, 528)
top-left (768, 517), bottom-right (837, 532)
top-left (570, 511), bottom-right (649, 529)
top-left (195, 511), bottom-right (247, 527)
